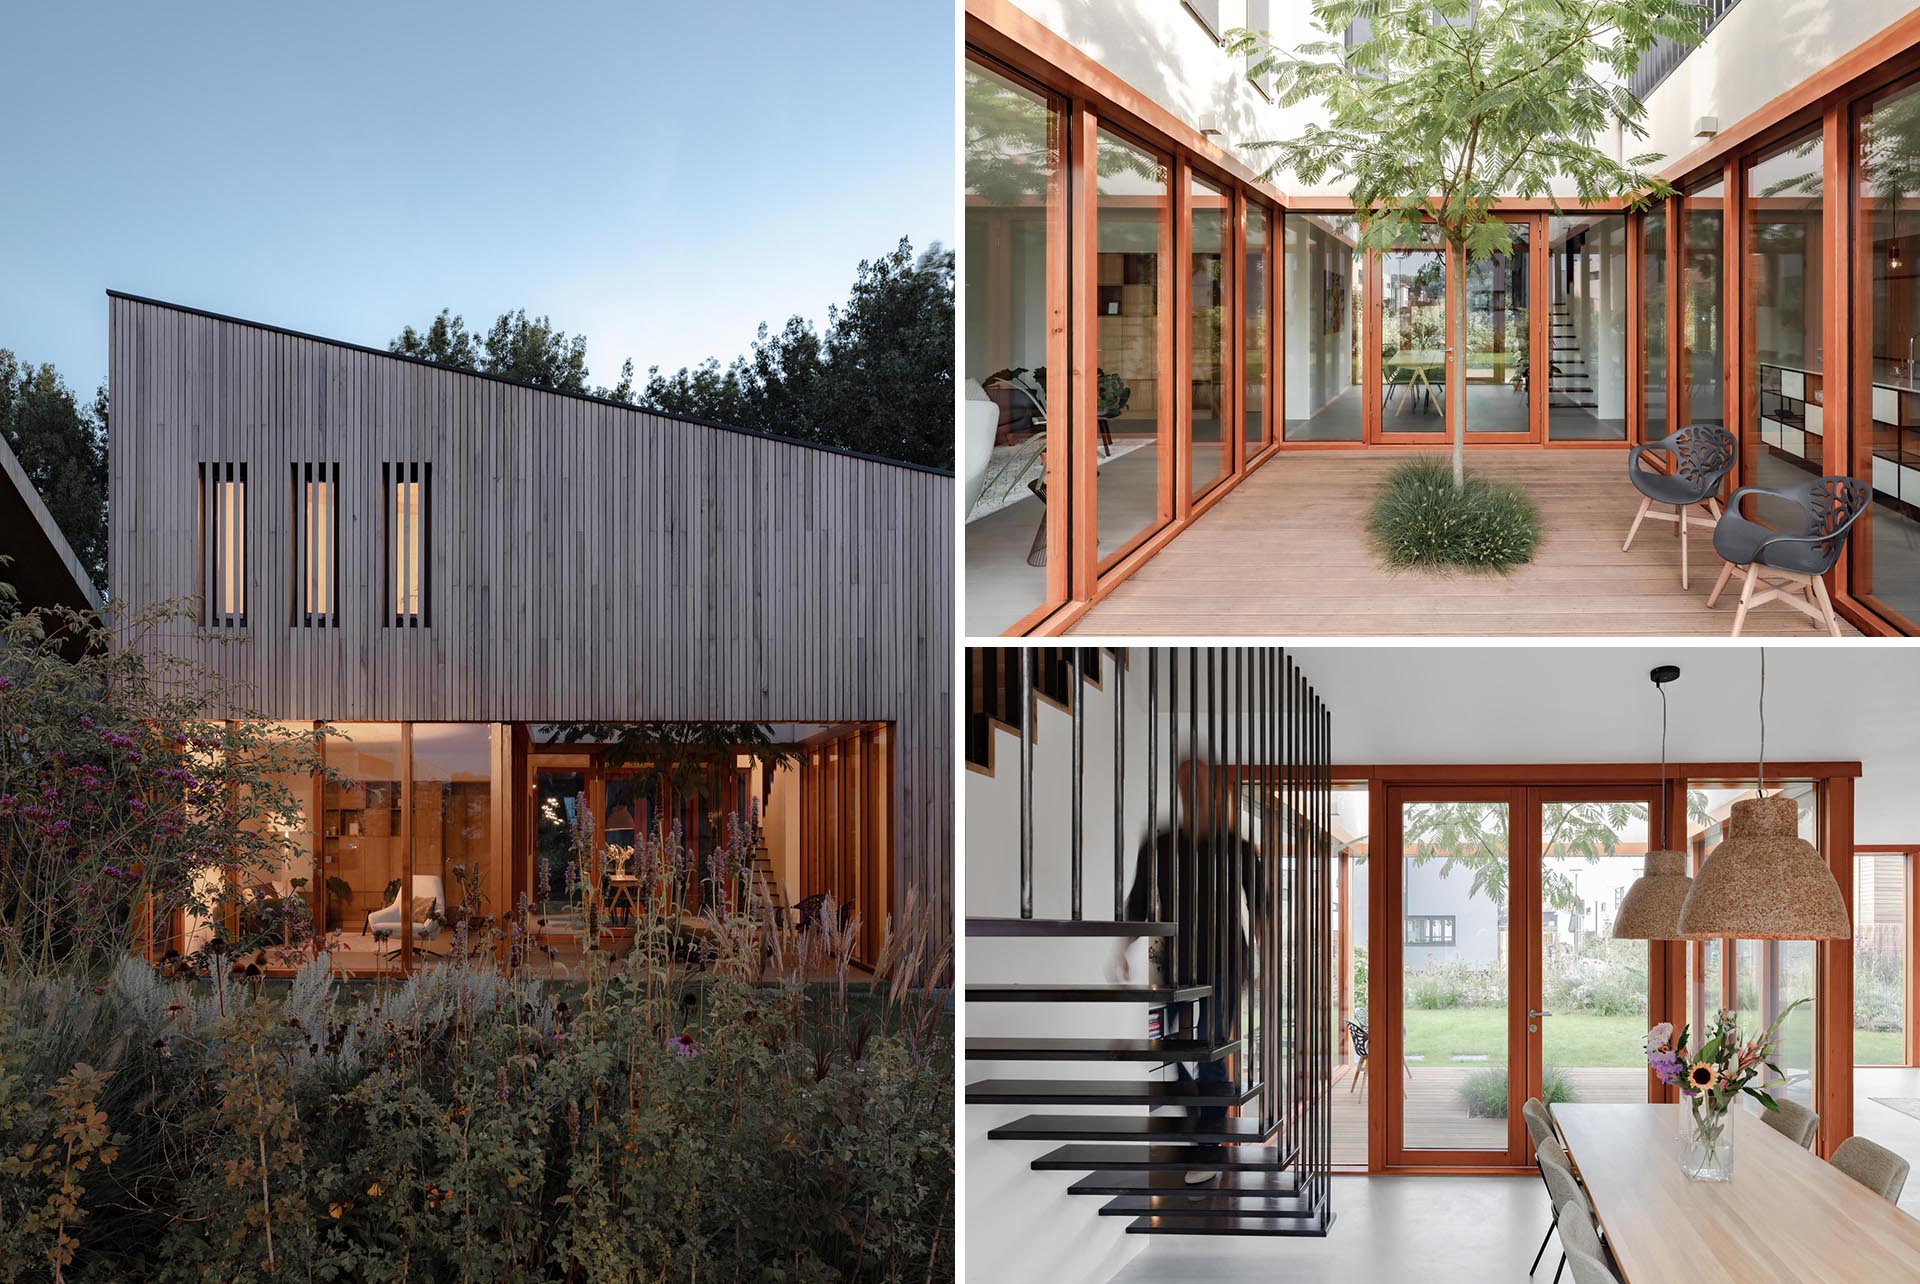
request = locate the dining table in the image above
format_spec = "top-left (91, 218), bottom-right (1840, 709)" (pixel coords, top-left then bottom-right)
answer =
top-left (1552, 1103), bottom-right (1920, 1283)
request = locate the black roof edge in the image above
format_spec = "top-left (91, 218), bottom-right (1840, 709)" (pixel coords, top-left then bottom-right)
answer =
top-left (105, 290), bottom-right (954, 479)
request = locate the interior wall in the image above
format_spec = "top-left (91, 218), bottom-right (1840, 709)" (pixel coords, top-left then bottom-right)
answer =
top-left (966, 659), bottom-right (1169, 1284)
top-left (765, 761), bottom-right (802, 911)
top-left (1283, 216), bottom-right (1356, 419)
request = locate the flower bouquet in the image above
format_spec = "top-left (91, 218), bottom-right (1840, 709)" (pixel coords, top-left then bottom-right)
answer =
top-left (1645, 999), bottom-right (1807, 1181)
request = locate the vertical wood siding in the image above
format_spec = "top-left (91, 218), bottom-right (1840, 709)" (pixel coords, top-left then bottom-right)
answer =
top-left (107, 295), bottom-right (955, 932)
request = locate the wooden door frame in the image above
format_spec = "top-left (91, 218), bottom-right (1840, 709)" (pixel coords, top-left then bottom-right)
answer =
top-left (1854, 844), bottom-right (1920, 1069)
top-left (1357, 761), bottom-right (1861, 1173)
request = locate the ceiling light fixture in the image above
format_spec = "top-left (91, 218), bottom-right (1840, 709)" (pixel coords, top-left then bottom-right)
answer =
top-left (1615, 665), bottom-right (1694, 940)
top-left (1676, 650), bottom-right (1850, 940)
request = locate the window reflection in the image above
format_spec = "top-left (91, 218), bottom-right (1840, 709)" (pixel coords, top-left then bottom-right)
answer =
top-left (1547, 216), bottom-right (1627, 441)
top-left (1189, 173), bottom-right (1233, 499)
top-left (1284, 215), bottom-right (1363, 441)
top-left (1095, 129), bottom-right (1171, 565)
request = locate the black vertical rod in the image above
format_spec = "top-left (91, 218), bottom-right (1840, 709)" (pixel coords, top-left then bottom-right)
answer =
top-left (1320, 695), bottom-right (1332, 1206)
top-left (1185, 650), bottom-right (1198, 991)
top-left (1019, 646), bottom-right (1034, 920)
top-left (1146, 649), bottom-right (1159, 924)
top-left (1070, 647), bottom-right (1085, 920)
top-left (1209, 648), bottom-right (1224, 1045)
top-left (1238, 647), bottom-right (1250, 1100)
top-left (1114, 648), bottom-right (1127, 920)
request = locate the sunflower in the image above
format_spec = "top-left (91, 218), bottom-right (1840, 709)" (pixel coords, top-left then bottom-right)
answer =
top-left (1688, 1062), bottom-right (1719, 1091)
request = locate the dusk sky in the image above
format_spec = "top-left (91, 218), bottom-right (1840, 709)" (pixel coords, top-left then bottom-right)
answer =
top-left (1, 0), bottom-right (954, 397)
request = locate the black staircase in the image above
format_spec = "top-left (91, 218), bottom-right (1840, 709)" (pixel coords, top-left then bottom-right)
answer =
top-left (964, 646), bottom-right (1334, 1238)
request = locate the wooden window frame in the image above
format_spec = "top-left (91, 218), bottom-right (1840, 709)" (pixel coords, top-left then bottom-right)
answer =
top-left (198, 461), bottom-right (247, 627)
top-left (1353, 761), bottom-right (1861, 1174)
top-left (383, 461), bottom-right (431, 628)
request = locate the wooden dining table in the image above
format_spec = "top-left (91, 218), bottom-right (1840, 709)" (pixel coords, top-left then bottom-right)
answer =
top-left (1553, 1103), bottom-right (1920, 1283)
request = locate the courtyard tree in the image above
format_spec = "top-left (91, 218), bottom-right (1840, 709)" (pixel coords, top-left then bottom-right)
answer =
top-left (1231, 0), bottom-right (1707, 485)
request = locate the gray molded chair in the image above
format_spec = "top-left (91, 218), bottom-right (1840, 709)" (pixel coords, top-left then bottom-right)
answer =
top-left (1708, 476), bottom-right (1872, 636)
top-left (1523, 1098), bottom-right (1558, 1150)
top-left (1623, 425), bottom-right (1737, 589)
top-left (1537, 1138), bottom-right (1597, 1284)
top-left (1759, 1098), bottom-right (1818, 1150)
top-left (1830, 1135), bottom-right (1911, 1203)
top-left (1563, 1245), bottom-right (1623, 1284)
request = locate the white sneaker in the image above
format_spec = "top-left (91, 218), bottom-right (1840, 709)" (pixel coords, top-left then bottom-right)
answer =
top-left (1183, 1169), bottom-right (1218, 1185)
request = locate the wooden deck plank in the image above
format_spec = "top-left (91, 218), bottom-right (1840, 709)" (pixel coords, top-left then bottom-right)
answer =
top-left (1071, 450), bottom-right (1861, 637)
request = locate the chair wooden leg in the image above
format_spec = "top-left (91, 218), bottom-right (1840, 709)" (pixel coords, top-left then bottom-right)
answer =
top-left (1679, 505), bottom-right (1690, 589)
top-left (1623, 496), bottom-right (1652, 552)
top-left (1731, 566), bottom-right (1758, 637)
top-left (1708, 560), bottom-right (1735, 607)
top-left (1813, 574), bottom-right (1841, 637)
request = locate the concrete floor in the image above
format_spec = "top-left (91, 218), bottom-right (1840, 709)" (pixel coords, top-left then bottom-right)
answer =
top-left (1855, 1065), bottom-right (1920, 1220)
top-left (1107, 1174), bottom-right (1551, 1284)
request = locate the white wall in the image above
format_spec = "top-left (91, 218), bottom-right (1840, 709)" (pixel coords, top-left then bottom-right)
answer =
top-left (1630, 0), bottom-right (1917, 176)
top-left (1008, 0), bottom-right (1321, 184)
top-left (966, 662), bottom-right (1168, 1284)
top-left (764, 762), bottom-right (801, 910)
top-left (1283, 216), bottom-right (1357, 419)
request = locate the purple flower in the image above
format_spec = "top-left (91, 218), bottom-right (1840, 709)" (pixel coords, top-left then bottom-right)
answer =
top-left (0, 677), bottom-right (13, 691)
top-left (667, 1033), bottom-right (703, 1058)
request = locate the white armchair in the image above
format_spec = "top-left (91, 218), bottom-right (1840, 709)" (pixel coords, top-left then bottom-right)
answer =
top-left (365, 874), bottom-right (447, 940)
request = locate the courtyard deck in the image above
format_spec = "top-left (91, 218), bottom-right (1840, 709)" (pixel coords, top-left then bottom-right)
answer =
top-left (1331, 1064), bottom-right (1647, 1166)
top-left (1069, 450), bottom-right (1863, 637)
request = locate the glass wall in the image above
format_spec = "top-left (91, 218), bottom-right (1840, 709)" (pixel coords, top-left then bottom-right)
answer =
top-left (1681, 178), bottom-right (1727, 427)
top-left (1748, 133), bottom-right (1827, 533)
top-left (1189, 173), bottom-right (1233, 499)
top-left (963, 61), bottom-right (1061, 635)
top-left (1245, 202), bottom-right (1272, 455)
top-left (1644, 206), bottom-right (1669, 440)
top-left (1095, 129), bottom-right (1170, 566)
top-left (534, 767), bottom-right (589, 926)
top-left (1690, 781), bottom-right (1821, 1107)
top-left (321, 723), bottom-right (407, 971)
top-left (1854, 852), bottom-right (1909, 1065)
top-left (1284, 214), bottom-right (1363, 440)
top-left (1854, 79), bottom-right (1920, 633)
top-left (1461, 222), bottom-right (1530, 434)
top-left (410, 725), bottom-right (493, 961)
top-left (1381, 226), bottom-right (1449, 434)
top-left (1547, 215), bottom-right (1628, 441)
top-left (1330, 785), bottom-right (1370, 1167)
top-left (1539, 798), bottom-right (1649, 1104)
top-left (1399, 797), bottom-right (1511, 1152)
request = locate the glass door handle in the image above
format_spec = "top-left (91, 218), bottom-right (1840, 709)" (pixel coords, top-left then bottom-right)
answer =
top-left (1529, 1010), bottom-right (1552, 1018)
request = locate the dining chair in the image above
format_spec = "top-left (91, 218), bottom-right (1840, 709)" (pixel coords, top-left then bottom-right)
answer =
top-left (1536, 1138), bottom-right (1597, 1284)
top-left (1830, 1135), bottom-right (1912, 1203)
top-left (1622, 424), bottom-right (1737, 590)
top-left (1524, 1105), bottom-right (1561, 1278)
top-left (1758, 1098), bottom-right (1819, 1150)
top-left (1345, 1020), bottom-right (1370, 1094)
top-left (1562, 1245), bottom-right (1623, 1284)
top-left (1707, 476), bottom-right (1872, 636)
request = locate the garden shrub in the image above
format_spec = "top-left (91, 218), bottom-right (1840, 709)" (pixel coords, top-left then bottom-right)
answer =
top-left (1404, 962), bottom-right (1508, 1010)
top-left (1458, 1065), bottom-right (1575, 1119)
top-left (1367, 457), bottom-right (1540, 572)
top-left (0, 925), bottom-right (953, 1283)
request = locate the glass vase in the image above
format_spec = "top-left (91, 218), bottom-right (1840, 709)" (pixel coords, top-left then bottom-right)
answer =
top-left (1679, 1096), bottom-right (1735, 1181)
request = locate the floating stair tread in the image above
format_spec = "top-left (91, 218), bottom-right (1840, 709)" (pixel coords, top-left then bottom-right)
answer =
top-left (966, 1037), bottom-right (1239, 1062)
top-left (966, 1079), bottom-right (1261, 1107)
top-left (1034, 1143), bottom-right (1294, 1172)
top-left (990, 1115), bottom-right (1278, 1144)
top-left (1100, 1192), bottom-right (1315, 1218)
top-left (1069, 1168), bottom-right (1301, 1196)
top-left (966, 917), bottom-right (1176, 938)
top-left (1128, 1211), bottom-right (1333, 1236)
top-left (966, 982), bottom-right (1209, 1003)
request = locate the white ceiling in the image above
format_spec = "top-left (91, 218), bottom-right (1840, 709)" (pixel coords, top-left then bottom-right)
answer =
top-left (1284, 645), bottom-right (1920, 843)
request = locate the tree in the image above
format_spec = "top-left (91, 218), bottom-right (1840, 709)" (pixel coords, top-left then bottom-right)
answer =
top-left (1403, 794), bottom-right (1713, 914)
top-left (639, 238), bottom-right (955, 470)
top-left (1231, 0), bottom-right (1706, 484)
top-left (390, 308), bottom-right (633, 401)
top-left (0, 352), bottom-right (107, 587)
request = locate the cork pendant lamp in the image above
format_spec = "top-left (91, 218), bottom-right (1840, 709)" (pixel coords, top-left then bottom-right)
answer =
top-left (1675, 651), bottom-right (1850, 940)
top-left (1614, 665), bottom-right (1694, 941)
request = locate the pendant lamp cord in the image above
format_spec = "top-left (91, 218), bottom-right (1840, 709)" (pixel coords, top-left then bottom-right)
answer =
top-left (1756, 648), bottom-right (1767, 798)
top-left (1658, 681), bottom-right (1668, 844)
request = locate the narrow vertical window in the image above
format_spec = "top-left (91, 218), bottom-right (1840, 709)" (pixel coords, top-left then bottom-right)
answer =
top-left (290, 462), bottom-right (339, 626)
top-left (384, 462), bottom-right (430, 626)
top-left (198, 461), bottom-right (247, 627)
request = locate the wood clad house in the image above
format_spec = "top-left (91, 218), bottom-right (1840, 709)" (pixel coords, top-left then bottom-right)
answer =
top-left (106, 292), bottom-right (953, 973)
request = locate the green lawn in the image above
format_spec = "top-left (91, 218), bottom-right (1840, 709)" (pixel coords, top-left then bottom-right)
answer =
top-left (1398, 1006), bottom-right (1903, 1070)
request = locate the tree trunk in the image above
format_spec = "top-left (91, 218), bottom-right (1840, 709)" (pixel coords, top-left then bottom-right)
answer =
top-left (1449, 236), bottom-right (1468, 488)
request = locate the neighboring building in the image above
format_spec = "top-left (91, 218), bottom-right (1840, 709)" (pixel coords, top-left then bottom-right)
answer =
top-left (106, 292), bottom-right (953, 974)
top-left (965, 0), bottom-right (1920, 637)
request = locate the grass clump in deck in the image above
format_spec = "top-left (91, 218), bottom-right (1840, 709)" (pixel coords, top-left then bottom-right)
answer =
top-left (1367, 457), bottom-right (1540, 572)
